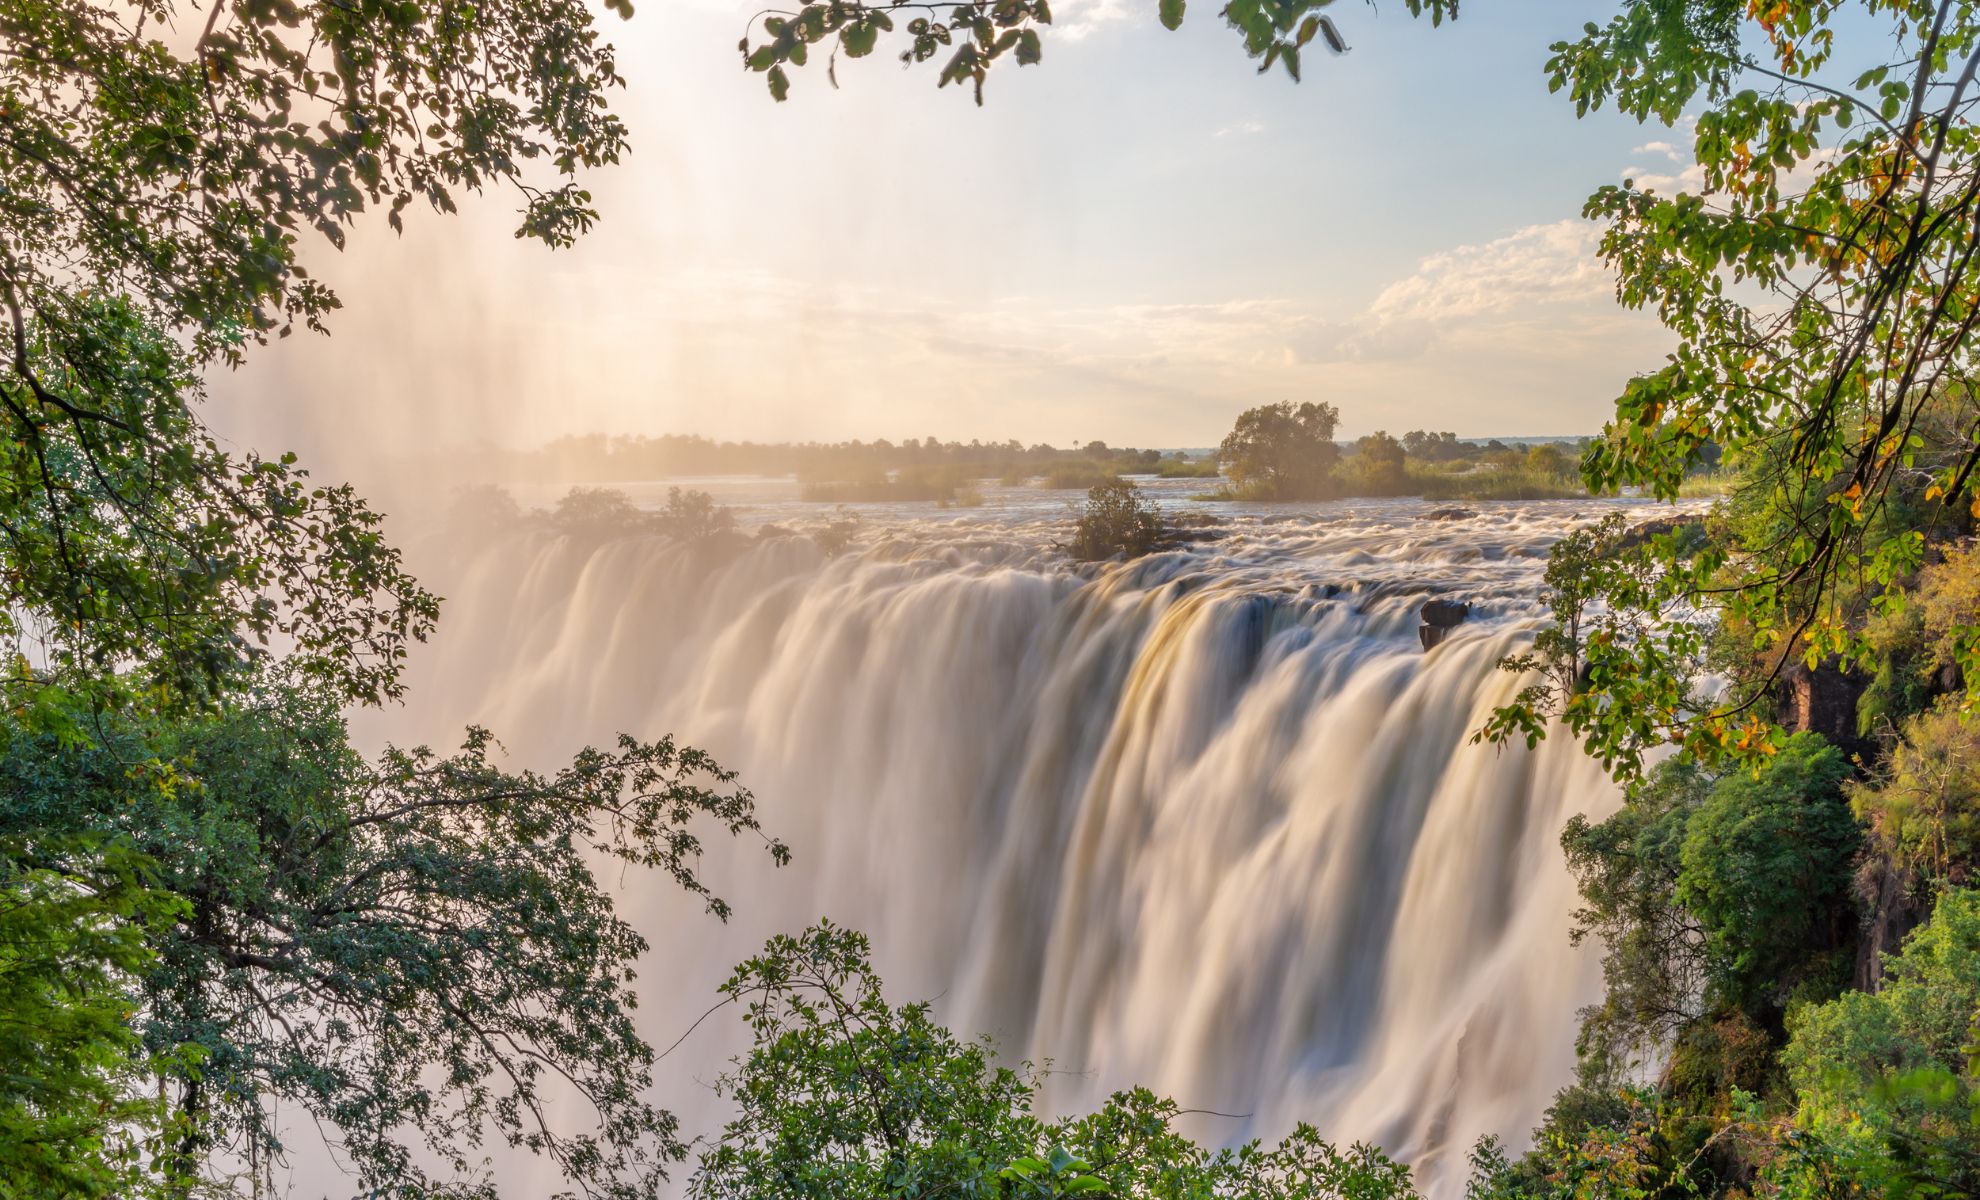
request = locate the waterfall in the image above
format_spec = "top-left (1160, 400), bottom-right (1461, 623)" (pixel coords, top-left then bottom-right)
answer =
top-left (364, 496), bottom-right (1638, 1195)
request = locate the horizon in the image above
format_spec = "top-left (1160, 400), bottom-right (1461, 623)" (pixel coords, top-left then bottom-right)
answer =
top-left (205, 0), bottom-right (1688, 484)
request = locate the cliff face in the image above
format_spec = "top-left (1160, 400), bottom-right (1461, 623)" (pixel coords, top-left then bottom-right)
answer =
top-left (1777, 658), bottom-right (1873, 763)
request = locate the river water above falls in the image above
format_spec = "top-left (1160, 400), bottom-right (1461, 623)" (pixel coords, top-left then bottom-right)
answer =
top-left (359, 482), bottom-right (1682, 1196)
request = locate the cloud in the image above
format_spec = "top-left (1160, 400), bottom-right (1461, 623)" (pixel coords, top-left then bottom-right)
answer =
top-left (1215, 121), bottom-right (1267, 139)
top-left (1052, 0), bottom-right (1139, 40)
top-left (1631, 140), bottom-right (1680, 160)
top-left (1369, 220), bottom-right (1611, 322)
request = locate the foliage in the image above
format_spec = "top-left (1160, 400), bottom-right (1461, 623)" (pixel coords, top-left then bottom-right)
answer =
top-left (1562, 756), bottom-right (1715, 1079)
top-left (1779, 889), bottom-right (1980, 1198)
top-left (545, 486), bottom-right (737, 543)
top-left (551, 485), bottom-right (650, 537)
top-left (1858, 540), bottom-right (1980, 738)
top-left (0, 836), bottom-right (184, 1199)
top-left (736, 1), bottom-right (1461, 103)
top-left (692, 921), bottom-right (1434, 1200)
top-left (1850, 700), bottom-right (1980, 891)
top-left (4, 0), bottom-right (626, 362)
top-left (1675, 733), bottom-right (1858, 1014)
top-left (0, 295), bottom-right (436, 710)
top-left (1483, 513), bottom-right (1727, 779)
top-left (1342, 431), bottom-right (1409, 495)
top-left (1484, 0), bottom-right (1980, 769)
top-left (1217, 401), bottom-right (1340, 501)
top-left (0, 0), bottom-right (767, 1194)
top-left (1407, 465), bottom-right (1585, 502)
top-left (0, 678), bottom-right (788, 1199)
top-left (1154, 455), bottom-right (1222, 479)
top-left (658, 486), bottom-right (739, 542)
top-left (1, 0), bottom-right (639, 702)
top-left (1067, 479), bottom-right (1164, 562)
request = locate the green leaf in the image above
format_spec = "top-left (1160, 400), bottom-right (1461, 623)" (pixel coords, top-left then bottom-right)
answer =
top-left (1159, 0), bottom-right (1185, 32)
top-left (1016, 29), bottom-right (1042, 67)
top-left (842, 21), bottom-right (880, 57)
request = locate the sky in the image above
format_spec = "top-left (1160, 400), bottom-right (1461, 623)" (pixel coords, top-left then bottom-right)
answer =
top-left (209, 0), bottom-right (1702, 464)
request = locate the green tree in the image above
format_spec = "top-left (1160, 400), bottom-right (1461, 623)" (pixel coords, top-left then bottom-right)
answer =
top-left (692, 921), bottom-right (1430, 1200)
top-left (1778, 889), bottom-right (1980, 1198)
top-left (0, 678), bottom-right (787, 1199)
top-left (0, 836), bottom-right (185, 1199)
top-left (0, 3), bottom-right (767, 1193)
top-left (1560, 756), bottom-right (1714, 1080)
top-left (1216, 401), bottom-right (1341, 500)
top-left (1675, 733), bottom-right (1859, 1013)
top-left (1344, 431), bottom-right (1408, 496)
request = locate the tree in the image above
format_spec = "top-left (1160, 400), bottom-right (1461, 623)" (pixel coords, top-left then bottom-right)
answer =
top-left (1559, 756), bottom-right (1714, 1080)
top-left (1524, 443), bottom-right (1572, 479)
top-left (1, 0), bottom-right (644, 707)
top-left (0, 678), bottom-right (788, 1198)
top-left (1216, 401), bottom-right (1340, 500)
top-left (1402, 430), bottom-right (1463, 462)
top-left (1778, 889), bottom-right (1980, 1199)
top-left (1674, 733), bottom-right (1859, 1013)
top-left (1067, 478), bottom-right (1164, 561)
top-left (0, 836), bottom-right (185, 1199)
top-left (1345, 430), bottom-right (1408, 495)
top-left (1495, 0), bottom-right (1980, 767)
top-left (658, 487), bottom-right (739, 543)
top-left (692, 922), bottom-right (1430, 1200)
top-left (0, 4), bottom-right (767, 1191)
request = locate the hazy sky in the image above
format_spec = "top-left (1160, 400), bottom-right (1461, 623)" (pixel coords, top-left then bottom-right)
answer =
top-left (212, 1), bottom-right (1698, 462)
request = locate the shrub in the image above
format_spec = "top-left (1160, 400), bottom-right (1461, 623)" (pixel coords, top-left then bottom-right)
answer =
top-left (1040, 461), bottom-right (1119, 490)
top-left (1340, 431), bottom-right (1408, 495)
top-left (657, 486), bottom-right (735, 542)
top-left (1067, 479), bottom-right (1163, 561)
top-left (548, 486), bottom-right (647, 537)
top-left (1153, 456), bottom-right (1221, 478)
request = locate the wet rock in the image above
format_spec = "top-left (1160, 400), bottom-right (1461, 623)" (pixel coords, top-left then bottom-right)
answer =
top-left (1423, 506), bottom-right (1478, 522)
top-left (1419, 598), bottom-right (1471, 651)
top-left (1615, 515), bottom-right (1705, 551)
top-left (1777, 656), bottom-right (1871, 760)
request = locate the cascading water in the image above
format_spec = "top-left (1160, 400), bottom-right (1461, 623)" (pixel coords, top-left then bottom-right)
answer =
top-left (362, 484), bottom-right (1665, 1196)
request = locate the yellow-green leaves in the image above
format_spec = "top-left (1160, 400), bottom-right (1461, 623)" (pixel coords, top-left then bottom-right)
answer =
top-left (1159, 0), bottom-right (1186, 31)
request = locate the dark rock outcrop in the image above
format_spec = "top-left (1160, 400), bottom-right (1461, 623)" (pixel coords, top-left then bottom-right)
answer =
top-left (1777, 656), bottom-right (1872, 761)
top-left (1615, 515), bottom-right (1705, 551)
top-left (1423, 506), bottom-right (1478, 522)
top-left (1419, 599), bottom-right (1471, 651)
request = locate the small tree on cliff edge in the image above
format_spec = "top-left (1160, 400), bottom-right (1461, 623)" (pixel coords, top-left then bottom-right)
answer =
top-left (1218, 402), bottom-right (1341, 500)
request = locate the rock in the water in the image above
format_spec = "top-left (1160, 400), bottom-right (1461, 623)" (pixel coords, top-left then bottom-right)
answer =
top-left (1418, 598), bottom-right (1471, 651)
top-left (1421, 599), bottom-right (1471, 627)
top-left (1615, 515), bottom-right (1704, 551)
top-left (1423, 506), bottom-right (1478, 521)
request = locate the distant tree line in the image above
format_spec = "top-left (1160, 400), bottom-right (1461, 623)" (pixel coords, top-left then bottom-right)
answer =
top-left (487, 433), bottom-right (1205, 486)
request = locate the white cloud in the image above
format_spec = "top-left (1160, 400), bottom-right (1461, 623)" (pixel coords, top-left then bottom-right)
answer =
top-left (1215, 120), bottom-right (1267, 139)
top-left (1631, 140), bottom-right (1680, 160)
top-left (1369, 220), bottom-right (1612, 323)
top-left (1052, 0), bottom-right (1139, 40)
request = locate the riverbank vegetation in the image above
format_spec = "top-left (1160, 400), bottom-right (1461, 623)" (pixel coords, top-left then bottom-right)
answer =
top-left (1197, 402), bottom-right (1592, 502)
